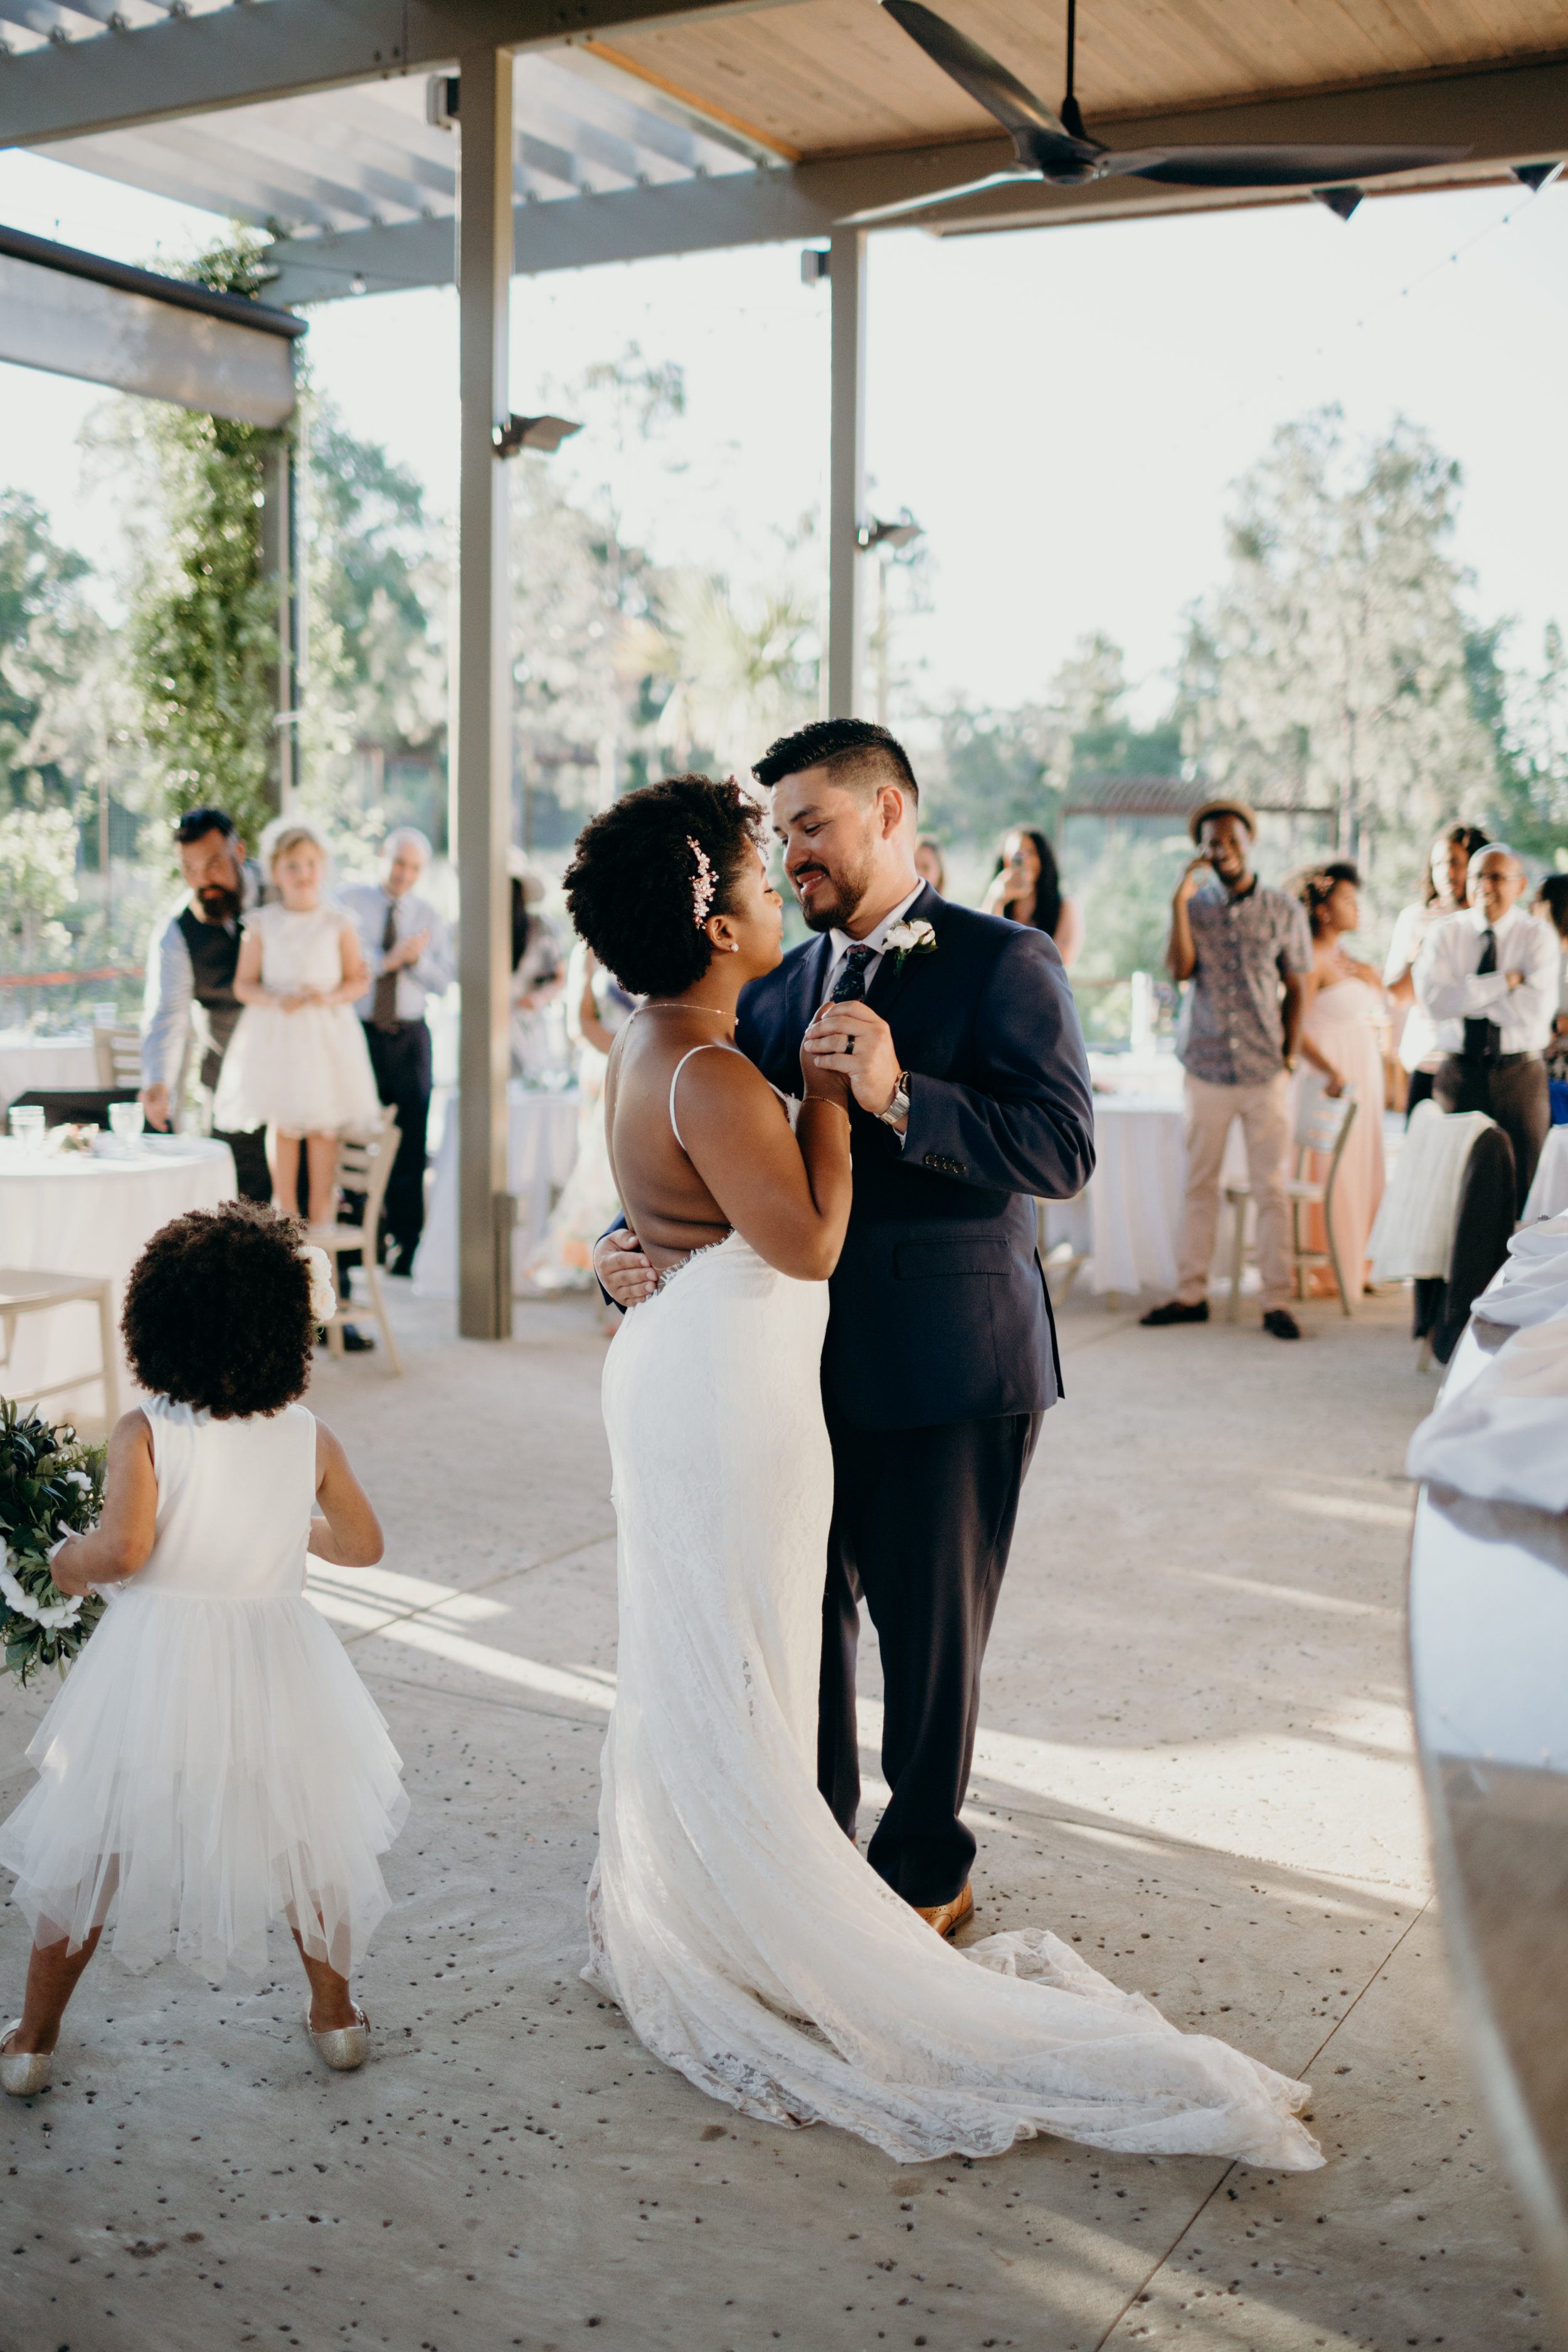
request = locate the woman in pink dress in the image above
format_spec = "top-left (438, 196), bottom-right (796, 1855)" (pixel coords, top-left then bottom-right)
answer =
top-left (1292, 862), bottom-right (1389, 1300)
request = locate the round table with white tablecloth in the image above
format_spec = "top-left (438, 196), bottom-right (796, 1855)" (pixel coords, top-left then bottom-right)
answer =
top-left (0, 1135), bottom-right (236, 1421)
top-left (1041, 1092), bottom-right (1252, 1297)
top-left (411, 1083), bottom-right (582, 1300)
top-left (1521, 1124), bottom-right (1568, 1227)
top-left (0, 1032), bottom-right (98, 1111)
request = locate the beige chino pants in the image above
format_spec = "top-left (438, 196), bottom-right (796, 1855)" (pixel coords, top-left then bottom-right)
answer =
top-left (1175, 1071), bottom-right (1293, 1310)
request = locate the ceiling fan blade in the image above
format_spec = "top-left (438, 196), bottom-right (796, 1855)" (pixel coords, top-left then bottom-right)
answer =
top-left (1094, 142), bottom-right (1470, 189)
top-left (840, 168), bottom-right (1036, 227)
top-left (878, 0), bottom-right (1096, 176)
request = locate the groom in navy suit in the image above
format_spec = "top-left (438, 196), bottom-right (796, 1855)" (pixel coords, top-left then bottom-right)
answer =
top-left (598, 719), bottom-right (1094, 1936)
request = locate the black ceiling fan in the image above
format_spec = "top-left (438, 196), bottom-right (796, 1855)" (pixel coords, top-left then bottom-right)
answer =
top-left (850, 0), bottom-right (1470, 222)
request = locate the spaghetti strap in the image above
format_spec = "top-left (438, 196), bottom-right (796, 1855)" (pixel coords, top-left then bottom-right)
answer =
top-left (669, 1042), bottom-right (736, 1153)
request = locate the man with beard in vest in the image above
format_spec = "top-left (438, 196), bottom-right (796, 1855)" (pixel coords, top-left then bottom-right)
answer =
top-left (139, 806), bottom-right (271, 1203)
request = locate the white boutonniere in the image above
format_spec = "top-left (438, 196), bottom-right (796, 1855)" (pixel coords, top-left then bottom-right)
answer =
top-left (884, 917), bottom-right (938, 974)
top-left (299, 1243), bottom-right (338, 1325)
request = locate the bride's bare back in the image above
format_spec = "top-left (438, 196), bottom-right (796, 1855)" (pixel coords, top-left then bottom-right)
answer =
top-left (606, 1009), bottom-right (850, 1283)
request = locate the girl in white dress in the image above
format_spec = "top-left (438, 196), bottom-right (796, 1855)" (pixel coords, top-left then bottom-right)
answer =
top-left (215, 823), bottom-right (381, 1218)
top-left (0, 1204), bottom-right (407, 2094)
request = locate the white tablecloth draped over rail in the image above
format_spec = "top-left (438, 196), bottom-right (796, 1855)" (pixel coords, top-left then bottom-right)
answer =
top-left (412, 1084), bottom-right (582, 1300)
top-left (1521, 1125), bottom-right (1568, 1227)
top-left (0, 1034), bottom-right (99, 1111)
top-left (0, 1138), bottom-right (236, 1419)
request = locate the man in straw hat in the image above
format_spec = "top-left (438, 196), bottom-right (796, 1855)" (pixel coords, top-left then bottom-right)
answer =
top-left (1141, 798), bottom-right (1313, 1340)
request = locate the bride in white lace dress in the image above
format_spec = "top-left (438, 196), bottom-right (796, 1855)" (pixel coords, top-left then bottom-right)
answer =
top-left (565, 775), bottom-right (1321, 2171)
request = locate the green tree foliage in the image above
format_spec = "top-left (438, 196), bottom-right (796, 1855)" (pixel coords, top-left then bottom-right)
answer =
top-left (0, 803), bottom-right (77, 973)
top-left (0, 490), bottom-right (100, 809)
top-left (1469, 619), bottom-right (1568, 857)
top-left (927, 632), bottom-right (1179, 854)
top-left (123, 231), bottom-right (285, 846)
top-left (304, 403), bottom-right (447, 845)
top-left (1181, 409), bottom-right (1495, 913)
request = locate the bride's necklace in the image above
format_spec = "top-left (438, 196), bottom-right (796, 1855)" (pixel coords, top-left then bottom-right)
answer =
top-left (642, 1002), bottom-right (730, 1020)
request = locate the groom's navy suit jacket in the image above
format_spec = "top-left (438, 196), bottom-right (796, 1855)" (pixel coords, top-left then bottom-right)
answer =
top-left (736, 884), bottom-right (1094, 1434)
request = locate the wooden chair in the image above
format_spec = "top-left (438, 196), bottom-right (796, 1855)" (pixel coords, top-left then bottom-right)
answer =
top-left (1224, 1084), bottom-right (1360, 1320)
top-left (92, 1025), bottom-right (144, 1089)
top-left (307, 1109), bottom-right (403, 1375)
top-left (0, 1269), bottom-right (120, 1424)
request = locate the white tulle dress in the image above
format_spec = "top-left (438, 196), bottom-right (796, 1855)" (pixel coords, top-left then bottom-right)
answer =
top-left (588, 1218), bottom-right (1323, 2170)
top-left (213, 902), bottom-right (381, 1137)
top-left (0, 1396), bottom-right (408, 1980)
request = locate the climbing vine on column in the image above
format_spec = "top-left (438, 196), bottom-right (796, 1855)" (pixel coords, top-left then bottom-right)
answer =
top-left (126, 231), bottom-right (287, 846)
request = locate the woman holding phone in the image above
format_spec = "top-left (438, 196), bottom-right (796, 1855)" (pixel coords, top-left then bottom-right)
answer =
top-left (981, 827), bottom-right (1083, 967)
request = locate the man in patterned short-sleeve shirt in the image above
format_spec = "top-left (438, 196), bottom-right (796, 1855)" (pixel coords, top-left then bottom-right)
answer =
top-left (1141, 799), bottom-right (1313, 1339)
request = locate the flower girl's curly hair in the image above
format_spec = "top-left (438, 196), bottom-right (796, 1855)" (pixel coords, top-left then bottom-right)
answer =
top-left (563, 774), bottom-right (763, 997)
top-left (122, 1202), bottom-right (315, 1419)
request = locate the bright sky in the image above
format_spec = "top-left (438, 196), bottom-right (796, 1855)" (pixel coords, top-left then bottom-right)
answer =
top-left (4, 140), bottom-right (1568, 728)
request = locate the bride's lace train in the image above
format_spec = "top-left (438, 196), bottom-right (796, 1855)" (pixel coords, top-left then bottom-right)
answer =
top-left (587, 1234), bottom-right (1322, 2170)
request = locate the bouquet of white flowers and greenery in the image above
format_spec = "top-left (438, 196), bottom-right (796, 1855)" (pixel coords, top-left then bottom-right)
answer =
top-left (0, 1397), bottom-right (108, 1685)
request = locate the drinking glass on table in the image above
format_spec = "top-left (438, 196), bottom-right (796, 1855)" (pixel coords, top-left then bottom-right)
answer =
top-left (109, 1100), bottom-right (145, 1148)
top-left (8, 1104), bottom-right (45, 1152)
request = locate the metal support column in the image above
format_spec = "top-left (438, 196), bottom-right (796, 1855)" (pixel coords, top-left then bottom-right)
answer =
top-left (826, 225), bottom-right (867, 721)
top-left (258, 430), bottom-right (300, 815)
top-left (455, 41), bottom-right (515, 1340)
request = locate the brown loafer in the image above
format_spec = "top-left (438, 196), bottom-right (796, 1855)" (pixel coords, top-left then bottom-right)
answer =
top-left (913, 1883), bottom-right (973, 1940)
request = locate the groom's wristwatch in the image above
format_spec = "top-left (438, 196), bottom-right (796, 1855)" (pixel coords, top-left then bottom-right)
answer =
top-left (876, 1071), bottom-right (911, 1128)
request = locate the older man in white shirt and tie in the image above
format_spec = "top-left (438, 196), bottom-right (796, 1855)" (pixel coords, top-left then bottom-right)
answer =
top-left (341, 828), bottom-right (455, 1274)
top-left (1415, 841), bottom-right (1557, 1214)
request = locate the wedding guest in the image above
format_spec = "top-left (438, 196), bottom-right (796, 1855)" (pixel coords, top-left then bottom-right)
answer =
top-left (0, 1204), bottom-right (404, 2093)
top-left (1532, 876), bottom-right (1568, 1082)
top-left (341, 829), bottom-right (455, 1276)
top-left (522, 943), bottom-right (639, 1306)
top-left (1291, 862), bottom-right (1387, 1299)
top-left (1141, 798), bottom-right (1313, 1339)
top-left (982, 827), bottom-right (1084, 967)
top-left (139, 806), bottom-right (269, 1200)
top-left (509, 852), bottom-right (567, 1081)
top-left (1416, 842), bottom-right (1558, 1214)
top-left (215, 822), bottom-right (381, 1221)
top-left (1384, 823), bottom-right (1488, 1120)
top-left (914, 835), bottom-right (947, 894)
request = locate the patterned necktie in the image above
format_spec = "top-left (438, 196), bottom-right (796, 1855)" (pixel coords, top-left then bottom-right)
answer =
top-left (1464, 927), bottom-right (1502, 1065)
top-left (372, 900), bottom-right (400, 1032)
top-left (830, 943), bottom-right (874, 1004)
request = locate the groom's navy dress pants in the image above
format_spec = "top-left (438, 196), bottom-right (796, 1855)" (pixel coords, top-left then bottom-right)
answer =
top-left (818, 1397), bottom-right (1043, 1908)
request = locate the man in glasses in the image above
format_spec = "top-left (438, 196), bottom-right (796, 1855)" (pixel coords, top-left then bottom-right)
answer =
top-left (139, 806), bottom-right (270, 1201)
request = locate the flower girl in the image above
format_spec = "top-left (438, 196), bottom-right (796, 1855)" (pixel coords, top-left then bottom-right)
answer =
top-left (214, 821), bottom-right (381, 1219)
top-left (0, 1204), bottom-right (408, 2091)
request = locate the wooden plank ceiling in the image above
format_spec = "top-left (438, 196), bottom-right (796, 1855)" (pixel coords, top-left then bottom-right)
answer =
top-left (590, 0), bottom-right (1568, 161)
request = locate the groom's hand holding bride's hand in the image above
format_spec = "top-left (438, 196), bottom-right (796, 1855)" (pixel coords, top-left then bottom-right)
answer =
top-left (804, 1003), bottom-right (905, 1128)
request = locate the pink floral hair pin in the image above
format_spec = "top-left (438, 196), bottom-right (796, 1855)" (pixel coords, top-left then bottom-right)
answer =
top-left (687, 836), bottom-right (716, 928)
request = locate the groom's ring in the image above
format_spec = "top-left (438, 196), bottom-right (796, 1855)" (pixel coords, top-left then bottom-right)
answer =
top-left (845, 1037), bottom-right (855, 1054)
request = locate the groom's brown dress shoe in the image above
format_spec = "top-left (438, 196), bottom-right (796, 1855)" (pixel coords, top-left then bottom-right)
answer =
top-left (913, 1884), bottom-right (973, 1940)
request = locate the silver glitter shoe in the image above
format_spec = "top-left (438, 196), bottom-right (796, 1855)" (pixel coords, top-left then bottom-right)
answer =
top-left (302, 2001), bottom-right (368, 2071)
top-left (1, 2022), bottom-right (52, 2097)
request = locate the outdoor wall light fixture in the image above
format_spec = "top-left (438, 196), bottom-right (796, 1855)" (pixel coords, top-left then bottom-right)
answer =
top-left (858, 512), bottom-right (924, 553)
top-left (494, 415), bottom-right (583, 457)
top-left (800, 247), bottom-right (830, 285)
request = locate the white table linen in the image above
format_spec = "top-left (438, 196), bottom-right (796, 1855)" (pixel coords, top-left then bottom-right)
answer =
top-left (412, 1083), bottom-right (581, 1300)
top-left (0, 1034), bottom-right (98, 1111)
top-left (1521, 1125), bottom-right (1568, 1226)
top-left (1368, 1101), bottom-right (1495, 1284)
top-left (1040, 1096), bottom-right (1249, 1296)
top-left (0, 1136), bottom-right (235, 1417)
top-left (1406, 1210), bottom-right (1568, 1512)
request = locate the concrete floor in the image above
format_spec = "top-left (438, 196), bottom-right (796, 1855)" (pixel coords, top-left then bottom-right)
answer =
top-left (0, 1276), bottom-right (1555, 2352)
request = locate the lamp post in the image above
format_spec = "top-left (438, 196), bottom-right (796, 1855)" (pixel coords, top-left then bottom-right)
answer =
top-left (859, 511), bottom-right (924, 728)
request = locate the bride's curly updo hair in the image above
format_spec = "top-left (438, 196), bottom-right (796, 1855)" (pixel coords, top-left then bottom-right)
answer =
top-left (564, 773), bottom-right (762, 997)
top-left (122, 1200), bottom-right (317, 1418)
